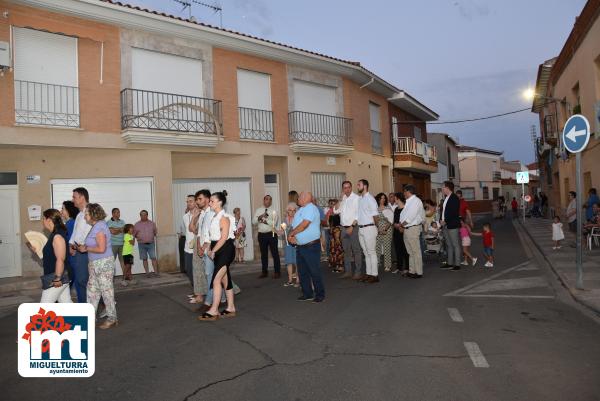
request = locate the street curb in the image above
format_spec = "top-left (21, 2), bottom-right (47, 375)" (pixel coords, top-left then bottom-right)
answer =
top-left (516, 219), bottom-right (600, 316)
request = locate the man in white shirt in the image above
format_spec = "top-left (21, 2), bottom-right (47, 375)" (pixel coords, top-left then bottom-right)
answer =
top-left (252, 195), bottom-right (281, 279)
top-left (69, 187), bottom-right (92, 303)
top-left (357, 179), bottom-right (380, 283)
top-left (399, 185), bottom-right (425, 278)
top-left (182, 195), bottom-right (197, 288)
top-left (333, 180), bottom-right (363, 279)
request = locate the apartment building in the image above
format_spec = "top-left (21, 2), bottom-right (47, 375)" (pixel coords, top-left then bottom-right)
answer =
top-left (389, 101), bottom-right (439, 197)
top-left (457, 145), bottom-right (503, 212)
top-left (531, 0), bottom-right (600, 214)
top-left (428, 132), bottom-right (460, 202)
top-left (0, 0), bottom-right (438, 281)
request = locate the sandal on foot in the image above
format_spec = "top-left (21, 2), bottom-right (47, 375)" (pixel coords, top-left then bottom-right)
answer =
top-left (198, 312), bottom-right (219, 321)
top-left (189, 298), bottom-right (203, 304)
top-left (220, 310), bottom-right (237, 318)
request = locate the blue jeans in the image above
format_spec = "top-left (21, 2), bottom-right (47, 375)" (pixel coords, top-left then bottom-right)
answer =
top-left (71, 251), bottom-right (89, 303)
top-left (296, 241), bottom-right (325, 300)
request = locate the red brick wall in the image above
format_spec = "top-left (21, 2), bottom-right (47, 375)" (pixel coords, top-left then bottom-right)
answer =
top-left (0, 3), bottom-right (121, 133)
top-left (342, 78), bottom-right (391, 156)
top-left (212, 47), bottom-right (289, 143)
top-left (388, 102), bottom-right (427, 143)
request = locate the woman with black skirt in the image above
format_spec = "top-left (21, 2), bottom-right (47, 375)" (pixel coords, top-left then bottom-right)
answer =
top-left (199, 191), bottom-right (237, 321)
top-left (392, 193), bottom-right (410, 276)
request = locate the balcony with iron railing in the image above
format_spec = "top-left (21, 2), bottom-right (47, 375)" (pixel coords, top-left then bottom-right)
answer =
top-left (14, 80), bottom-right (80, 128)
top-left (492, 171), bottom-right (502, 181)
top-left (392, 137), bottom-right (438, 173)
top-left (543, 114), bottom-right (558, 145)
top-left (239, 107), bottom-right (274, 141)
top-left (288, 111), bottom-right (353, 154)
top-left (120, 88), bottom-right (222, 147)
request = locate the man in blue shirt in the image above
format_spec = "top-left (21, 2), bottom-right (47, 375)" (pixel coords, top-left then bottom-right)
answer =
top-left (585, 188), bottom-right (599, 222)
top-left (289, 192), bottom-right (325, 303)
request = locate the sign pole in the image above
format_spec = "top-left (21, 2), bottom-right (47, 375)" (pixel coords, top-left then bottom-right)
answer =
top-left (521, 182), bottom-right (525, 223)
top-left (575, 152), bottom-right (583, 289)
top-left (561, 114), bottom-right (590, 290)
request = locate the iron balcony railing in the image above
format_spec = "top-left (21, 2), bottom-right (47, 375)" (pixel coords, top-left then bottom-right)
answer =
top-left (543, 114), bottom-right (558, 141)
top-left (14, 80), bottom-right (80, 127)
top-left (288, 111), bottom-right (353, 146)
top-left (493, 171), bottom-right (502, 181)
top-left (120, 88), bottom-right (222, 135)
top-left (393, 137), bottom-right (438, 162)
top-left (371, 130), bottom-right (383, 154)
top-left (239, 107), bottom-right (274, 141)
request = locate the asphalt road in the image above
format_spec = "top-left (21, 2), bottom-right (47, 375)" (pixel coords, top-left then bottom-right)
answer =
top-left (3, 217), bottom-right (600, 401)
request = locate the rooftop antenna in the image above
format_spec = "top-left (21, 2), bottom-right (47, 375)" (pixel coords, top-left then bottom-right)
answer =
top-left (172, 0), bottom-right (223, 27)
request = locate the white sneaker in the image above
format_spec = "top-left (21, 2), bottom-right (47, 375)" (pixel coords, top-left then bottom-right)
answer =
top-left (121, 280), bottom-right (128, 287)
top-left (461, 260), bottom-right (468, 266)
top-left (484, 262), bottom-right (492, 267)
top-left (557, 246), bottom-right (561, 249)
top-left (552, 247), bottom-right (556, 250)
top-left (472, 257), bottom-right (478, 266)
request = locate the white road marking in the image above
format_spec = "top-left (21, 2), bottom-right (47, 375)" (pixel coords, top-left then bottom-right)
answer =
top-left (464, 342), bottom-right (490, 368)
top-left (447, 307), bottom-right (464, 322)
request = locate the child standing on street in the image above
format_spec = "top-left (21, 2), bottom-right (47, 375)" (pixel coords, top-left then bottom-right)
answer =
top-left (472, 222), bottom-right (495, 267)
top-left (459, 219), bottom-right (478, 266)
top-left (122, 224), bottom-right (135, 286)
top-left (552, 216), bottom-right (564, 250)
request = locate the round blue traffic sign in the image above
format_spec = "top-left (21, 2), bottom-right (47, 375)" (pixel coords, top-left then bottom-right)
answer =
top-left (562, 114), bottom-right (590, 153)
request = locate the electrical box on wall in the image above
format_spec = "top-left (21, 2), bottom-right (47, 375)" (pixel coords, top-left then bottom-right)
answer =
top-left (0, 41), bottom-right (10, 68)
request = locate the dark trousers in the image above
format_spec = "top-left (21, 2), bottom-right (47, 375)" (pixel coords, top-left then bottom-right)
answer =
top-left (258, 232), bottom-right (281, 273)
top-left (71, 251), bottom-right (89, 303)
top-left (178, 236), bottom-right (186, 273)
top-left (184, 252), bottom-right (194, 286)
top-left (296, 241), bottom-right (325, 300)
top-left (393, 232), bottom-right (410, 270)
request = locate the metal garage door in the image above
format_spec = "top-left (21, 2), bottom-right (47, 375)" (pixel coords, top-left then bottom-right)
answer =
top-left (311, 172), bottom-right (345, 206)
top-left (172, 178), bottom-right (254, 260)
top-left (51, 177), bottom-right (154, 276)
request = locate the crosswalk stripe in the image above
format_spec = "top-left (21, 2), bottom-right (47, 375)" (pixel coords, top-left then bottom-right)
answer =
top-left (447, 307), bottom-right (464, 322)
top-left (464, 342), bottom-right (490, 368)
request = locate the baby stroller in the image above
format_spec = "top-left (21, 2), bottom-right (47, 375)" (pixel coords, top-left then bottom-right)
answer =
top-left (424, 228), bottom-right (444, 254)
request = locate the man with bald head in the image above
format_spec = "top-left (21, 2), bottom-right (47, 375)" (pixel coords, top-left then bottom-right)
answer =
top-left (288, 192), bottom-right (326, 303)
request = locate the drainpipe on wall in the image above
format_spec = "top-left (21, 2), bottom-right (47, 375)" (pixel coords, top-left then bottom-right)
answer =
top-left (359, 76), bottom-right (374, 89)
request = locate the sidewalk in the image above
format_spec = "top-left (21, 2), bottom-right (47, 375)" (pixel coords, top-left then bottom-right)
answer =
top-left (0, 260), bottom-right (264, 317)
top-left (519, 217), bottom-right (600, 314)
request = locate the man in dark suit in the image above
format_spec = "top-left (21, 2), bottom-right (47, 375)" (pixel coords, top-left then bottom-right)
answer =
top-left (441, 181), bottom-right (462, 271)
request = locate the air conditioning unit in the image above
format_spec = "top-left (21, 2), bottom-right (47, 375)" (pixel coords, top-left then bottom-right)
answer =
top-left (0, 41), bottom-right (9, 69)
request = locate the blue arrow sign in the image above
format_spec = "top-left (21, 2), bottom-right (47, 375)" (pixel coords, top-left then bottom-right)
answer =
top-left (562, 114), bottom-right (590, 153)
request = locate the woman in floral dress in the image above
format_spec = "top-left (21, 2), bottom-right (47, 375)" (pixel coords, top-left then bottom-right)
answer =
top-left (328, 199), bottom-right (344, 272)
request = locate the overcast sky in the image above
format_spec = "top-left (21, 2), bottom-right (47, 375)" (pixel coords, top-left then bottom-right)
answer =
top-left (131, 0), bottom-right (587, 163)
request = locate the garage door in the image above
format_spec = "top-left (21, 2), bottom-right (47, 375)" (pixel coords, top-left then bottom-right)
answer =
top-left (51, 177), bottom-right (154, 276)
top-left (172, 179), bottom-right (254, 261)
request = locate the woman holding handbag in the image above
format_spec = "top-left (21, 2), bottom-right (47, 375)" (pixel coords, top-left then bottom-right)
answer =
top-left (35, 209), bottom-right (72, 303)
top-left (76, 203), bottom-right (118, 329)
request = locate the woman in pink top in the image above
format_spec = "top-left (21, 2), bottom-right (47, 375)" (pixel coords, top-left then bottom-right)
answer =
top-left (459, 218), bottom-right (477, 267)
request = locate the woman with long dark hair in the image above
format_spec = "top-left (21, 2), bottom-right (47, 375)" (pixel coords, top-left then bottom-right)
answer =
top-left (199, 191), bottom-right (237, 321)
top-left (38, 209), bottom-right (72, 303)
top-left (375, 193), bottom-right (394, 272)
top-left (392, 194), bottom-right (410, 276)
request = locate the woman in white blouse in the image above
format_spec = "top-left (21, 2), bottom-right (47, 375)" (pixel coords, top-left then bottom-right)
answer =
top-left (199, 191), bottom-right (237, 321)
